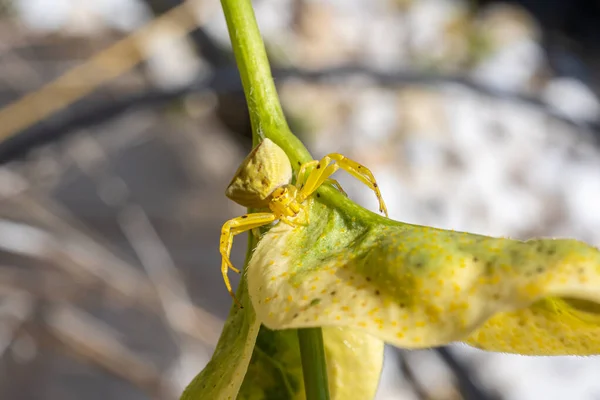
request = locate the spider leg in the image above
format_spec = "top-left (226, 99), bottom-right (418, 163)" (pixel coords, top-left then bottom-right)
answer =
top-left (220, 213), bottom-right (276, 307)
top-left (324, 178), bottom-right (348, 197)
top-left (297, 161), bottom-right (349, 198)
top-left (298, 154), bottom-right (388, 216)
top-left (296, 160), bottom-right (319, 190)
top-left (279, 216), bottom-right (296, 226)
top-left (325, 153), bottom-right (388, 216)
top-left (297, 156), bottom-right (339, 202)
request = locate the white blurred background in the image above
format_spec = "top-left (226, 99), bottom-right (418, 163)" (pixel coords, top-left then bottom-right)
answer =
top-left (1, 0), bottom-right (600, 399)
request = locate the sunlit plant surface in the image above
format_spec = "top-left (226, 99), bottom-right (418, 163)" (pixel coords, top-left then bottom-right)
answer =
top-left (181, 1), bottom-right (600, 399)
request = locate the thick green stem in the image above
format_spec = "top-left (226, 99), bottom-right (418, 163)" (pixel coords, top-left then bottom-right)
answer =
top-left (220, 0), bottom-right (329, 399)
top-left (298, 328), bottom-right (331, 400)
top-left (220, 0), bottom-right (311, 166)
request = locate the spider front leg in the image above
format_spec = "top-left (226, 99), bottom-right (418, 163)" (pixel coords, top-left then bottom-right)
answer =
top-left (220, 212), bottom-right (276, 307)
top-left (295, 160), bottom-right (318, 190)
top-left (296, 160), bottom-right (347, 197)
top-left (298, 154), bottom-right (388, 216)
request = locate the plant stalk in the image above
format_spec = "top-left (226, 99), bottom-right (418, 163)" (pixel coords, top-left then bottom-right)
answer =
top-left (219, 0), bottom-right (330, 399)
top-left (220, 0), bottom-right (311, 166)
top-left (298, 328), bottom-right (331, 400)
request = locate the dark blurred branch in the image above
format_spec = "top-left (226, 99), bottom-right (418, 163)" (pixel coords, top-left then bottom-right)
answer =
top-left (141, 0), bottom-right (232, 67)
top-left (397, 351), bottom-right (429, 400)
top-left (398, 346), bottom-right (498, 400)
top-left (1, 65), bottom-right (599, 164)
top-left (138, 0), bottom-right (251, 141)
top-left (435, 347), bottom-right (499, 400)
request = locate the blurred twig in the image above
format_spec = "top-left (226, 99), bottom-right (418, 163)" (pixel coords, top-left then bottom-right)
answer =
top-left (65, 131), bottom-right (220, 347)
top-left (0, 289), bottom-right (33, 359)
top-left (0, 267), bottom-right (81, 304)
top-left (0, 192), bottom-right (222, 346)
top-left (0, 185), bottom-right (222, 397)
top-left (0, 0), bottom-right (212, 141)
top-left (118, 204), bottom-right (211, 344)
top-left (435, 347), bottom-right (499, 400)
top-left (397, 351), bottom-right (430, 400)
top-left (2, 65), bottom-right (599, 164)
top-left (44, 302), bottom-right (172, 398)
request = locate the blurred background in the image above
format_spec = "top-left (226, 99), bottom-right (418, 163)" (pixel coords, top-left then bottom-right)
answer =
top-left (1, 0), bottom-right (600, 399)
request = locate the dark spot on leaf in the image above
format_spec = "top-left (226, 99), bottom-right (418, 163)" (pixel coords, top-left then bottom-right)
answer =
top-left (310, 298), bottom-right (321, 306)
top-left (400, 303), bottom-right (406, 308)
top-left (358, 165), bottom-right (362, 169)
top-left (547, 249), bottom-right (556, 256)
top-left (316, 193), bottom-right (320, 198)
top-left (373, 183), bottom-right (378, 188)
top-left (473, 257), bottom-right (478, 262)
top-left (330, 291), bottom-right (337, 296)
top-left (293, 313), bottom-right (299, 319)
top-left (366, 277), bottom-right (372, 282)
top-left (375, 290), bottom-right (380, 295)
top-left (298, 161), bottom-right (301, 166)
top-left (536, 266), bottom-right (544, 274)
top-left (242, 215), bottom-right (248, 219)
top-left (317, 164), bottom-right (321, 169)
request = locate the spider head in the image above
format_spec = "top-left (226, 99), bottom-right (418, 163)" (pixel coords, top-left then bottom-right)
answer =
top-left (269, 184), bottom-right (301, 217)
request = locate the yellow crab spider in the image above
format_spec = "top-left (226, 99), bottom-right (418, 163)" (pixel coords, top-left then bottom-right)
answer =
top-left (220, 138), bottom-right (388, 307)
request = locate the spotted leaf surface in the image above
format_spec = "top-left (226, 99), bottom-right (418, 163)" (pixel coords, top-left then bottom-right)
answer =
top-left (247, 189), bottom-right (600, 355)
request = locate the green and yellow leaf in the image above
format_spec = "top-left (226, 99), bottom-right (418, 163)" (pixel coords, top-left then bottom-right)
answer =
top-left (248, 187), bottom-right (600, 356)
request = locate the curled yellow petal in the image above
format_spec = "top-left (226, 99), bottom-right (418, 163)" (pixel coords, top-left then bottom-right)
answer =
top-left (323, 327), bottom-right (383, 399)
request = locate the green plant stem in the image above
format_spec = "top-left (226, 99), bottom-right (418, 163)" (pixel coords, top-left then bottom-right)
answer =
top-left (220, 1), bottom-right (330, 399)
top-left (298, 328), bottom-right (331, 400)
top-left (220, 0), bottom-right (311, 166)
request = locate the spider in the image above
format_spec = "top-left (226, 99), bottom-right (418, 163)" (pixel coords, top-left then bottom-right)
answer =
top-left (221, 138), bottom-right (388, 307)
